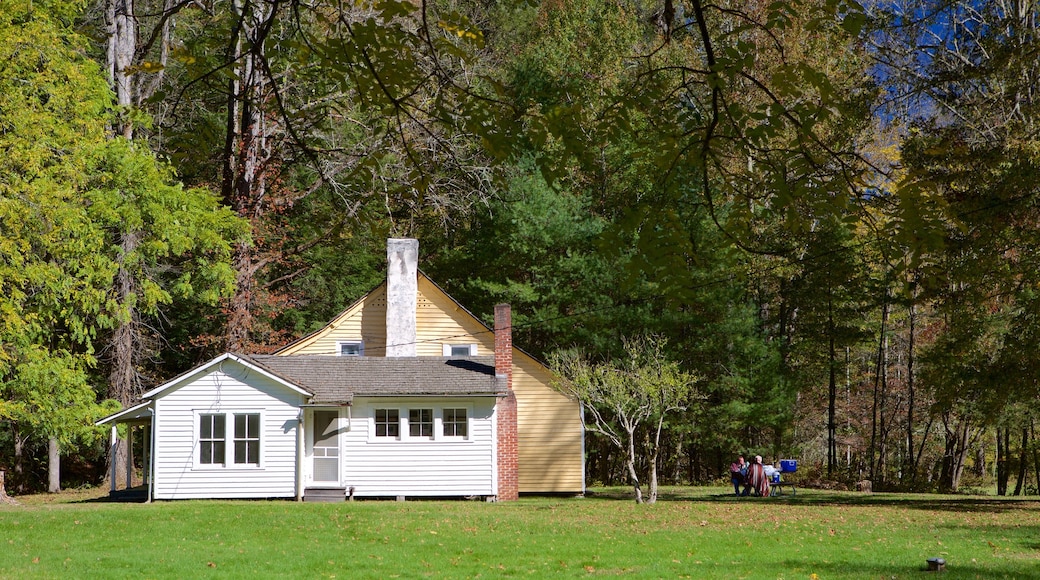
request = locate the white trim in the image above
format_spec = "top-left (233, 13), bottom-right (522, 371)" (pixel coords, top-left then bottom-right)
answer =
top-left (442, 343), bottom-right (477, 357)
top-left (96, 401), bottom-right (153, 425)
top-left (367, 403), bottom-right (475, 443)
top-left (438, 406), bottom-right (472, 441)
top-left (369, 406), bottom-right (403, 443)
top-left (337, 340), bottom-right (364, 356)
top-left (308, 408), bottom-right (344, 486)
top-left (192, 409), bottom-right (266, 470)
top-left (141, 353), bottom-right (312, 399)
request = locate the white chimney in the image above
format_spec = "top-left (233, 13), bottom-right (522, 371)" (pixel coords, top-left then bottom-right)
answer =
top-left (385, 238), bottom-right (418, 357)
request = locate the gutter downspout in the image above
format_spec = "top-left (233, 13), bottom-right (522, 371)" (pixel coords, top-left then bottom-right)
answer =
top-left (147, 408), bottom-right (156, 503)
top-left (109, 426), bottom-right (118, 494)
top-left (296, 409), bottom-right (304, 502)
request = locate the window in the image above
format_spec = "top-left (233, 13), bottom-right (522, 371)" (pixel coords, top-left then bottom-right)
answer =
top-left (443, 408), bottom-right (468, 438)
top-left (443, 343), bottom-right (477, 357)
top-left (197, 411), bottom-right (262, 467)
top-left (409, 408), bottom-right (433, 438)
top-left (339, 341), bottom-right (364, 356)
top-left (375, 409), bottom-right (400, 438)
top-left (234, 413), bottom-right (261, 465)
top-left (199, 414), bottom-right (226, 465)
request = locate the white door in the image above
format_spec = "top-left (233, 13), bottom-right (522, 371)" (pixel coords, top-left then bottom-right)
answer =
top-left (312, 410), bottom-right (340, 483)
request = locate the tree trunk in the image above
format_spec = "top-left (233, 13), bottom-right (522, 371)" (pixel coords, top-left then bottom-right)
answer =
top-left (221, 0), bottom-right (279, 351)
top-left (997, 427), bottom-right (1009, 496)
top-left (647, 416), bottom-right (666, 504)
top-left (1013, 427), bottom-right (1028, 496)
top-left (12, 424), bottom-right (25, 494)
top-left (905, 299), bottom-right (917, 480)
top-left (827, 297), bottom-right (837, 476)
top-left (108, 232), bottom-right (143, 489)
top-left (47, 438), bottom-right (60, 493)
top-left (869, 301), bottom-right (888, 483)
top-left (0, 470), bottom-right (16, 504)
top-left (106, 0), bottom-right (136, 138)
top-left (625, 428), bottom-right (643, 504)
top-left (1031, 418), bottom-right (1040, 496)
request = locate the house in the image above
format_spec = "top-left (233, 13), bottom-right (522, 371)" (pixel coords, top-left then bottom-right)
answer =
top-left (97, 239), bottom-right (585, 501)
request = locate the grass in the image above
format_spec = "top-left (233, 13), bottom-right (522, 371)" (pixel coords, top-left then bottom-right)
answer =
top-left (2, 486), bottom-right (1039, 579)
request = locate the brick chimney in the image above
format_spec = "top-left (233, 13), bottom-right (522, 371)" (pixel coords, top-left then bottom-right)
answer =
top-left (385, 239), bottom-right (418, 357)
top-left (494, 303), bottom-right (518, 501)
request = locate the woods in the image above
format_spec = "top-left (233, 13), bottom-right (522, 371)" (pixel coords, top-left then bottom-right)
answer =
top-left (3, 0), bottom-right (1040, 497)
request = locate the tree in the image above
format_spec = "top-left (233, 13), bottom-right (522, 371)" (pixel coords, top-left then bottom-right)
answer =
top-left (0, 0), bottom-right (118, 491)
top-left (1, 0), bottom-right (245, 492)
top-left (550, 336), bottom-right (697, 503)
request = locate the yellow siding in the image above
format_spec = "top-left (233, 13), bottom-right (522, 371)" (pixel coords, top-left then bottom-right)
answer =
top-left (277, 274), bottom-right (585, 494)
top-left (513, 352), bottom-right (584, 493)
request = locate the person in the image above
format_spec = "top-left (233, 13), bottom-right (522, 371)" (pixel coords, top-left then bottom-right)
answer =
top-left (744, 455), bottom-right (771, 497)
top-left (729, 456), bottom-right (747, 496)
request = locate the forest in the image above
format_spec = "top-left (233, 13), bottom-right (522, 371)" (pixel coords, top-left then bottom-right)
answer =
top-left (1, 0), bottom-right (1039, 497)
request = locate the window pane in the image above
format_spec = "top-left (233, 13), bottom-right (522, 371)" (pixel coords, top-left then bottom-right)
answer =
top-left (232, 413), bottom-right (260, 465)
top-left (200, 414), bottom-right (227, 464)
top-left (444, 408), bottom-right (467, 437)
top-left (409, 408), bottom-right (433, 438)
top-left (375, 409), bottom-right (399, 438)
top-left (450, 344), bottom-right (472, 356)
top-left (341, 343), bottom-right (361, 356)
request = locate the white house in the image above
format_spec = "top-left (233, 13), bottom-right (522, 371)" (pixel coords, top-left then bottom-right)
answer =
top-left (98, 239), bottom-right (585, 501)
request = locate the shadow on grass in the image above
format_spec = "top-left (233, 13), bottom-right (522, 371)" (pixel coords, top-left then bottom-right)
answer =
top-left (784, 558), bottom-right (1040, 580)
top-left (587, 486), bottom-right (1040, 514)
top-left (76, 486), bottom-right (148, 503)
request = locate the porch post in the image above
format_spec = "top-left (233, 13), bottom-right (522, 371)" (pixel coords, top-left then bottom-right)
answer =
top-left (109, 426), bottom-right (118, 493)
top-left (142, 424), bottom-right (150, 486)
top-left (125, 425), bottom-right (133, 489)
top-left (296, 410), bottom-right (305, 501)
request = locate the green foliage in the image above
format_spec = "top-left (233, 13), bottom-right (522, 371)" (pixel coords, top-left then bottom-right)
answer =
top-left (85, 138), bottom-right (247, 311)
top-left (0, 1), bottom-right (246, 469)
top-left (0, 0), bottom-right (117, 450)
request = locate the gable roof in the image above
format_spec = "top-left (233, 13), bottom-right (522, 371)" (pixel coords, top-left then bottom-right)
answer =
top-left (248, 355), bottom-right (506, 404)
top-left (140, 352), bottom-right (314, 400)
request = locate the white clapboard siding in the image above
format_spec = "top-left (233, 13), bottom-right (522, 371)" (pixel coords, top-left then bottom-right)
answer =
top-left (152, 361), bottom-right (304, 500)
top-left (277, 273), bottom-right (586, 494)
top-left (342, 398), bottom-right (496, 497)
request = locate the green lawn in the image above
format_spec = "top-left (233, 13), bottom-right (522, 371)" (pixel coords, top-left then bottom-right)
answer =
top-left (2, 486), bottom-right (1038, 579)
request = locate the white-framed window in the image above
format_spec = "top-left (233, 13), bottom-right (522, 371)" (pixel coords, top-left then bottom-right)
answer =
top-left (369, 404), bottom-right (473, 442)
top-left (195, 411), bottom-right (262, 468)
top-left (199, 414), bottom-right (226, 465)
top-left (408, 408), bottom-right (434, 439)
top-left (339, 341), bottom-right (364, 356)
top-left (442, 343), bottom-right (477, 356)
top-left (233, 413), bottom-right (261, 465)
top-left (374, 408), bottom-right (400, 438)
top-left (442, 408), bottom-right (468, 438)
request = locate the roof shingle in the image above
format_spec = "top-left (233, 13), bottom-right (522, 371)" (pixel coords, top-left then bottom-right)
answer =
top-left (247, 355), bottom-right (506, 404)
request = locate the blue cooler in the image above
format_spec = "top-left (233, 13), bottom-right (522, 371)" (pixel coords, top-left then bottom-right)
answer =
top-left (771, 473), bottom-right (780, 483)
top-left (780, 459), bottom-right (798, 473)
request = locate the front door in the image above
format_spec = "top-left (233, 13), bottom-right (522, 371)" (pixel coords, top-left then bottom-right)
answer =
top-left (312, 410), bottom-right (340, 483)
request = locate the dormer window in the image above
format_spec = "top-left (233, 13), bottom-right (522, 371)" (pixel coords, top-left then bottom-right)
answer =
top-left (339, 341), bottom-right (364, 356)
top-left (443, 343), bottom-right (477, 357)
